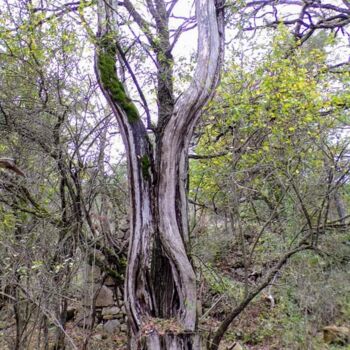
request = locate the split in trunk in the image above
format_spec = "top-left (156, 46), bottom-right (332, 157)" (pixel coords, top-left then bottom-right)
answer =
top-left (95, 0), bottom-right (225, 348)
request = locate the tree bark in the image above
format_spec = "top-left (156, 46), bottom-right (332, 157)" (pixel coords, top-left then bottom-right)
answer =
top-left (95, 0), bottom-right (224, 348)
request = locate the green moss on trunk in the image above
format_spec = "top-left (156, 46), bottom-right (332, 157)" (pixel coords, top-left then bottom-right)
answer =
top-left (140, 155), bottom-right (151, 180)
top-left (97, 36), bottom-right (139, 123)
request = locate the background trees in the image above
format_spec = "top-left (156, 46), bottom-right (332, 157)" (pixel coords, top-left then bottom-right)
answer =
top-left (190, 21), bottom-right (350, 350)
top-left (0, 3), bottom-right (128, 348)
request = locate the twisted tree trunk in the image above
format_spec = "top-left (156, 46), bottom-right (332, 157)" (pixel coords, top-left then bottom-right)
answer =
top-left (95, 0), bottom-right (224, 348)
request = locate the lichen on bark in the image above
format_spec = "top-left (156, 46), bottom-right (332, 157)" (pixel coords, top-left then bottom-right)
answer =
top-left (97, 36), bottom-right (139, 123)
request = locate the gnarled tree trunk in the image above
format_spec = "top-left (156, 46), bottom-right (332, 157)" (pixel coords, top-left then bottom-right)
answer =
top-left (95, 0), bottom-right (224, 348)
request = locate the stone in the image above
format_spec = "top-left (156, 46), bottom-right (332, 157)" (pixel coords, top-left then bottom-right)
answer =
top-left (323, 325), bottom-right (350, 345)
top-left (95, 286), bottom-right (114, 307)
top-left (84, 285), bottom-right (114, 307)
top-left (120, 324), bottom-right (128, 332)
top-left (101, 306), bottom-right (120, 316)
top-left (120, 304), bottom-right (126, 312)
top-left (103, 314), bottom-right (115, 320)
top-left (93, 334), bottom-right (103, 341)
top-left (95, 323), bottom-right (104, 332)
top-left (103, 319), bottom-right (121, 334)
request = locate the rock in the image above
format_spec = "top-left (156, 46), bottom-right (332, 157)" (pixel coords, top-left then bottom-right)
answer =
top-left (92, 334), bottom-right (103, 341)
top-left (102, 306), bottom-right (120, 316)
top-left (120, 324), bottom-right (128, 333)
top-left (323, 325), bottom-right (350, 345)
top-left (103, 319), bottom-right (121, 334)
top-left (95, 323), bottom-right (104, 332)
top-left (103, 314), bottom-right (115, 320)
top-left (83, 285), bottom-right (114, 307)
top-left (95, 286), bottom-right (114, 307)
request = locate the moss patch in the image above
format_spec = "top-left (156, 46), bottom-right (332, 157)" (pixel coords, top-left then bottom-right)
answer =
top-left (97, 36), bottom-right (139, 123)
top-left (140, 154), bottom-right (151, 180)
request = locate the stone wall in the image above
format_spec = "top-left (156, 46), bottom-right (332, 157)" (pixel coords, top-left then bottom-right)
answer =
top-left (75, 263), bottom-right (127, 335)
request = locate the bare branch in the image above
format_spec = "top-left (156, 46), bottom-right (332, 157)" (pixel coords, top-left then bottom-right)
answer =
top-left (0, 158), bottom-right (25, 177)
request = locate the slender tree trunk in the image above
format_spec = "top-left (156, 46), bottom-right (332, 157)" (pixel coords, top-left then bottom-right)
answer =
top-left (53, 298), bottom-right (68, 350)
top-left (334, 191), bottom-right (346, 224)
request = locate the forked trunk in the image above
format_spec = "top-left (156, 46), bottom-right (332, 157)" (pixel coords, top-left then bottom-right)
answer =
top-left (95, 1), bottom-right (224, 348)
top-left (124, 138), bottom-right (198, 350)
